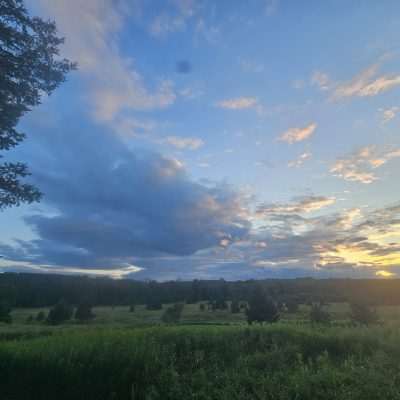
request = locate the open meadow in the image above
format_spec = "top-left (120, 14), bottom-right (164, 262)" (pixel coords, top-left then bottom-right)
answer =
top-left (2, 303), bottom-right (400, 399)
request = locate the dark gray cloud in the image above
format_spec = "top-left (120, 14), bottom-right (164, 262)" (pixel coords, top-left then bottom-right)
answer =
top-left (1, 114), bottom-right (250, 271)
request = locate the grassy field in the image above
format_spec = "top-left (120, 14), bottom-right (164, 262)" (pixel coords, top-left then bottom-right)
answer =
top-left (2, 303), bottom-right (400, 399)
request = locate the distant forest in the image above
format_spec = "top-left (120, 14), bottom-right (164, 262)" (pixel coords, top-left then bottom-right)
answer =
top-left (1, 273), bottom-right (400, 308)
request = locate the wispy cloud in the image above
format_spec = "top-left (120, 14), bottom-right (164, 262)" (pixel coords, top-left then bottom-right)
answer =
top-left (163, 136), bottom-right (204, 150)
top-left (149, 0), bottom-right (197, 37)
top-left (331, 146), bottom-right (400, 184)
top-left (332, 62), bottom-right (400, 99)
top-left (278, 123), bottom-right (317, 144)
top-left (380, 106), bottom-right (399, 123)
top-left (265, 0), bottom-right (279, 16)
top-left (311, 71), bottom-right (331, 90)
top-left (257, 195), bottom-right (336, 216)
top-left (32, 0), bottom-right (176, 125)
top-left (288, 152), bottom-right (312, 168)
top-left (216, 97), bottom-right (259, 110)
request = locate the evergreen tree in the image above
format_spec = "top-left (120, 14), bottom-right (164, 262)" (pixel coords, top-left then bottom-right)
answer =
top-left (47, 299), bottom-right (73, 325)
top-left (309, 303), bottom-right (330, 324)
top-left (75, 302), bottom-right (95, 322)
top-left (0, 0), bottom-right (75, 209)
top-left (0, 302), bottom-right (12, 323)
top-left (350, 302), bottom-right (378, 325)
top-left (246, 287), bottom-right (279, 324)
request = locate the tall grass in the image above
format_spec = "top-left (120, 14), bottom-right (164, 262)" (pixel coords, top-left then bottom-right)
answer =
top-left (1, 324), bottom-right (400, 399)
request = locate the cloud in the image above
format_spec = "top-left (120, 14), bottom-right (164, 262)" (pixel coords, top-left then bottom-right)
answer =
top-left (0, 118), bottom-right (250, 271)
top-left (332, 62), bottom-right (400, 99)
top-left (29, 0), bottom-right (176, 124)
top-left (239, 59), bottom-right (265, 73)
top-left (265, 0), bottom-right (279, 16)
top-left (331, 146), bottom-right (400, 184)
top-left (149, 0), bottom-right (197, 37)
top-left (380, 106), bottom-right (399, 123)
top-left (278, 123), bottom-right (317, 144)
top-left (216, 97), bottom-right (259, 110)
top-left (311, 71), bottom-right (331, 90)
top-left (163, 136), bottom-right (204, 150)
top-left (288, 152), bottom-right (312, 168)
top-left (375, 270), bottom-right (395, 278)
top-left (257, 195), bottom-right (336, 216)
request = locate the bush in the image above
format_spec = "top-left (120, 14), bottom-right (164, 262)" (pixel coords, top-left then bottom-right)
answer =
top-left (36, 311), bottom-right (45, 322)
top-left (350, 302), bottom-right (379, 325)
top-left (129, 304), bottom-right (135, 312)
top-left (309, 303), bottom-right (331, 324)
top-left (199, 303), bottom-right (206, 311)
top-left (47, 300), bottom-right (73, 325)
top-left (75, 302), bottom-right (95, 322)
top-left (162, 303), bottom-right (184, 324)
top-left (285, 300), bottom-right (299, 314)
top-left (246, 287), bottom-right (279, 324)
top-left (0, 302), bottom-right (12, 324)
top-left (146, 297), bottom-right (163, 310)
top-left (230, 300), bottom-right (240, 314)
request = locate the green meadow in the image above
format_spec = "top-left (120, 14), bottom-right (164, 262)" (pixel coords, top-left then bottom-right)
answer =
top-left (2, 303), bottom-right (400, 399)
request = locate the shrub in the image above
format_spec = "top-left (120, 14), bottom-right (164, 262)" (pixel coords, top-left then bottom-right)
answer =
top-left (47, 300), bottom-right (73, 325)
top-left (246, 287), bottom-right (279, 324)
top-left (350, 302), bottom-right (379, 325)
top-left (0, 302), bottom-right (12, 324)
top-left (146, 297), bottom-right (163, 310)
top-left (309, 303), bottom-right (330, 324)
top-left (230, 300), bottom-right (240, 314)
top-left (129, 304), bottom-right (135, 312)
top-left (285, 300), bottom-right (299, 314)
top-left (162, 303), bottom-right (184, 324)
top-left (36, 311), bottom-right (45, 322)
top-left (75, 302), bottom-right (95, 322)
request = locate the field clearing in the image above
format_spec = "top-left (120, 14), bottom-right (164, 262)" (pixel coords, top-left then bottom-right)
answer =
top-left (6, 302), bottom-right (400, 329)
top-left (2, 323), bottom-right (400, 399)
top-left (3, 303), bottom-right (400, 399)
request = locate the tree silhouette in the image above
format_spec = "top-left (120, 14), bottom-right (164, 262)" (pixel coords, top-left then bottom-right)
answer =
top-left (350, 302), bottom-right (378, 326)
top-left (309, 303), bottom-right (330, 324)
top-left (246, 287), bottom-right (279, 324)
top-left (0, 0), bottom-right (75, 209)
top-left (47, 299), bottom-right (73, 325)
top-left (75, 302), bottom-right (95, 322)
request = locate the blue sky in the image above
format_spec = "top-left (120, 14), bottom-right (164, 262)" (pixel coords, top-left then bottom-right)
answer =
top-left (1, 0), bottom-right (400, 280)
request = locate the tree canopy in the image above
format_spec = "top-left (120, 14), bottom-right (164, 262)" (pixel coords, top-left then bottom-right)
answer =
top-left (0, 0), bottom-right (75, 209)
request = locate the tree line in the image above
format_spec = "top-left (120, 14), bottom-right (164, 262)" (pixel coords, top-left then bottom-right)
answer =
top-left (1, 273), bottom-right (400, 309)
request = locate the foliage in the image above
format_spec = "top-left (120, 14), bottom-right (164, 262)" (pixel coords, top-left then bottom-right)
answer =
top-left (246, 287), bottom-right (279, 324)
top-left (230, 300), bottom-right (240, 314)
top-left (162, 303), bottom-right (184, 324)
top-left (285, 299), bottom-right (299, 314)
top-left (146, 298), bottom-right (163, 311)
top-left (74, 302), bottom-right (95, 322)
top-left (1, 325), bottom-right (400, 399)
top-left (4, 273), bottom-right (400, 309)
top-left (36, 311), bottom-right (45, 322)
top-left (309, 303), bottom-right (331, 324)
top-left (0, 302), bottom-right (12, 323)
top-left (129, 304), bottom-right (135, 312)
top-left (0, 0), bottom-right (75, 209)
top-left (199, 303), bottom-right (206, 311)
top-left (350, 302), bottom-right (379, 326)
top-left (46, 300), bottom-right (73, 325)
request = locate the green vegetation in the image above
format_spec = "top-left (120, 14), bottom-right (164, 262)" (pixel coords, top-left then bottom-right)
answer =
top-left (2, 323), bottom-right (400, 399)
top-left (3, 276), bottom-right (400, 399)
top-left (2, 302), bottom-right (400, 398)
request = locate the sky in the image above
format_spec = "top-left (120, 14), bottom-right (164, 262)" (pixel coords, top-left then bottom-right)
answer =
top-left (1, 0), bottom-right (400, 280)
